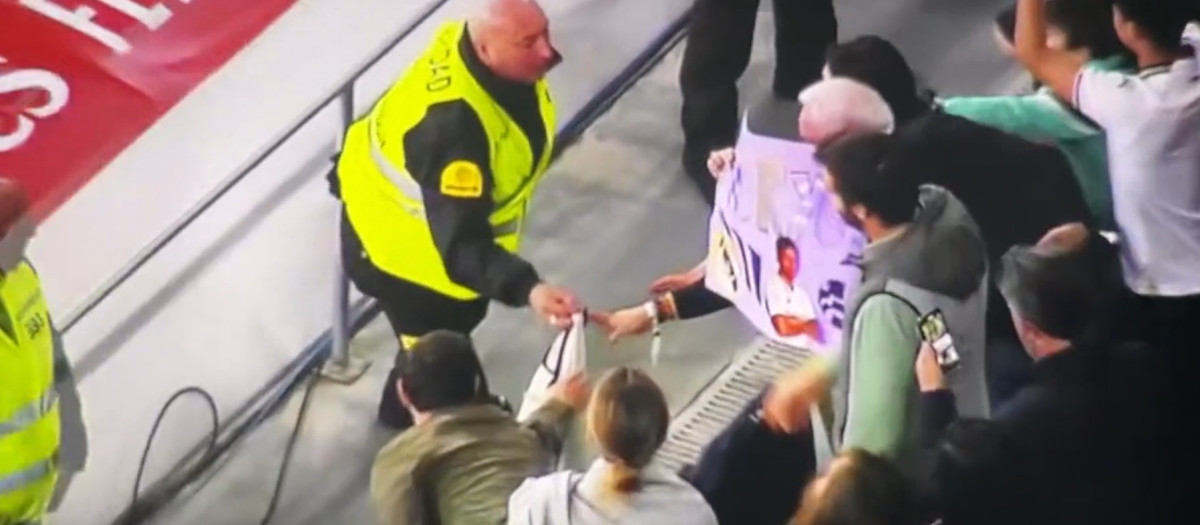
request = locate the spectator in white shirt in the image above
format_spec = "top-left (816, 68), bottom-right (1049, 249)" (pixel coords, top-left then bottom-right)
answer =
top-left (766, 237), bottom-right (823, 342)
top-left (1012, 0), bottom-right (1200, 352)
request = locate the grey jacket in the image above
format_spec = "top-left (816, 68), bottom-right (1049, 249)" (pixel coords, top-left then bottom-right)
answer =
top-left (829, 185), bottom-right (990, 473)
top-left (506, 459), bottom-right (718, 525)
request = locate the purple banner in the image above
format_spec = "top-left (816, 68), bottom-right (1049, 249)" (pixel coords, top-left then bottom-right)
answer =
top-left (704, 120), bottom-right (866, 354)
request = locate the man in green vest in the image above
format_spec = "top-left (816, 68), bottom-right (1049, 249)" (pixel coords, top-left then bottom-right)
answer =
top-left (0, 178), bottom-right (87, 525)
top-left (331, 0), bottom-right (581, 430)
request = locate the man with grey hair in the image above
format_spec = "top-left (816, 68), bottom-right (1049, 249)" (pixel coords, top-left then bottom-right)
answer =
top-left (703, 77), bottom-right (895, 181)
top-left (330, 0), bottom-right (583, 430)
top-left (593, 76), bottom-right (897, 338)
top-left (914, 222), bottom-right (1178, 524)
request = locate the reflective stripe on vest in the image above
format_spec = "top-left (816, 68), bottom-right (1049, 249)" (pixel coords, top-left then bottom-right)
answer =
top-left (0, 390), bottom-right (57, 438)
top-left (337, 21), bottom-right (555, 300)
top-left (0, 459), bottom-right (52, 496)
top-left (365, 117), bottom-right (522, 238)
top-left (0, 262), bottom-right (61, 520)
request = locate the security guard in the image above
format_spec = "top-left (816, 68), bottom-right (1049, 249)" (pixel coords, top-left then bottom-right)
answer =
top-left (0, 178), bottom-right (87, 525)
top-left (330, 0), bottom-right (581, 430)
top-left (679, 0), bottom-right (837, 205)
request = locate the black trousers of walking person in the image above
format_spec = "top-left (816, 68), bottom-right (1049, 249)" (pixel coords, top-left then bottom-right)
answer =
top-left (679, 0), bottom-right (837, 205)
top-left (340, 211), bottom-right (489, 430)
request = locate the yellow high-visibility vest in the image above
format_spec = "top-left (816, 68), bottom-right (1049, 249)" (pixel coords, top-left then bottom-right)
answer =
top-left (337, 21), bottom-right (556, 300)
top-left (0, 262), bottom-right (60, 522)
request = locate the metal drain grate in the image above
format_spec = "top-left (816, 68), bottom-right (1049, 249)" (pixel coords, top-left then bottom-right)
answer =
top-left (656, 338), bottom-right (813, 472)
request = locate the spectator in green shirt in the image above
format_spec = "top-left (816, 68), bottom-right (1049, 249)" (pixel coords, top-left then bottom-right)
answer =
top-left (941, 0), bottom-right (1135, 230)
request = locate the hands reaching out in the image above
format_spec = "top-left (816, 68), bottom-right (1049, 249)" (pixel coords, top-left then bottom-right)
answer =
top-left (529, 283), bottom-right (581, 329)
top-left (707, 148), bottom-right (736, 178)
top-left (648, 262), bottom-right (706, 294)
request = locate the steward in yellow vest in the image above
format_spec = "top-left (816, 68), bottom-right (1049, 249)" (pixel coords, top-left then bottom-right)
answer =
top-left (329, 0), bottom-right (581, 430)
top-left (0, 180), bottom-right (87, 525)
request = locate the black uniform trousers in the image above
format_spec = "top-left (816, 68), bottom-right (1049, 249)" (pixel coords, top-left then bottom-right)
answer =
top-left (679, 0), bottom-right (837, 205)
top-left (340, 211), bottom-right (489, 429)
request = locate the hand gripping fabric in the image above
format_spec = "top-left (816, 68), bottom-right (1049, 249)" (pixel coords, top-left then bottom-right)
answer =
top-left (516, 312), bottom-right (588, 422)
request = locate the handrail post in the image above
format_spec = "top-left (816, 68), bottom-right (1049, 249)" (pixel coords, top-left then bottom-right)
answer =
top-left (320, 87), bottom-right (370, 385)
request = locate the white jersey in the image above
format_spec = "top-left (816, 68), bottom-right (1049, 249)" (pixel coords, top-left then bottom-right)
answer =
top-left (765, 273), bottom-right (816, 321)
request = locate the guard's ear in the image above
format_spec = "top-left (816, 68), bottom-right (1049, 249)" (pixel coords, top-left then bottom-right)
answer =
top-left (396, 378), bottom-right (412, 410)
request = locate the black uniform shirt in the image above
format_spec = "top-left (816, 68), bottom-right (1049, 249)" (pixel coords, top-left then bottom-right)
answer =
top-left (398, 27), bottom-right (548, 307)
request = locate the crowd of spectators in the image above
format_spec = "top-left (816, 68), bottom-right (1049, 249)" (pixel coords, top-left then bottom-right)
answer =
top-left (367, 0), bottom-right (1199, 524)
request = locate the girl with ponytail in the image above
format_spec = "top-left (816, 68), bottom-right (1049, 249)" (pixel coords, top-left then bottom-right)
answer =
top-left (507, 367), bottom-right (717, 525)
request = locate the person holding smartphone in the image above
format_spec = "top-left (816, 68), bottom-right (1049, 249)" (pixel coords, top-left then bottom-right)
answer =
top-left (913, 223), bottom-right (1180, 525)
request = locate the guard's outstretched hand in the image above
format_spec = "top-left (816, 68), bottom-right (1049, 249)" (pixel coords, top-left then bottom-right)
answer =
top-left (529, 283), bottom-right (579, 329)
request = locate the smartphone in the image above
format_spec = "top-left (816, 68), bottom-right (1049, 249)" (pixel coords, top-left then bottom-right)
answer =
top-left (919, 309), bottom-right (960, 371)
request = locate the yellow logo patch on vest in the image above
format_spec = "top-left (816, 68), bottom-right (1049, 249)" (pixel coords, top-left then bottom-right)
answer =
top-left (439, 161), bottom-right (485, 198)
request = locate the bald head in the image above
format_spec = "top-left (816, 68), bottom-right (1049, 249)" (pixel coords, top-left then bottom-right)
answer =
top-left (797, 78), bottom-right (895, 147)
top-left (1037, 222), bottom-right (1090, 252)
top-left (467, 0), bottom-right (557, 83)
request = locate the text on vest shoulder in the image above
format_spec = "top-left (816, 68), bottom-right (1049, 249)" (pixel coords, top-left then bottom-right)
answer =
top-left (440, 160), bottom-right (485, 198)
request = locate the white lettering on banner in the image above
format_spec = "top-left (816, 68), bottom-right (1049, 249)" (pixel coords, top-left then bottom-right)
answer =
top-left (18, 0), bottom-right (188, 54)
top-left (0, 57), bottom-right (70, 152)
top-left (97, 0), bottom-right (174, 30)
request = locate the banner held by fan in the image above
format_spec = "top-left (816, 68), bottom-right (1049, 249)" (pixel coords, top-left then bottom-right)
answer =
top-left (703, 117), bottom-right (866, 355)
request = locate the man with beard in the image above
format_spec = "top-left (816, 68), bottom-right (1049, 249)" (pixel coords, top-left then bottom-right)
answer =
top-left (691, 134), bottom-right (988, 524)
top-left (592, 77), bottom-right (896, 342)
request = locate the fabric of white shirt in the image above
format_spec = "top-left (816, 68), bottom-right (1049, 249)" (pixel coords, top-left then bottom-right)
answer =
top-left (1074, 55), bottom-right (1200, 296)
top-left (765, 273), bottom-right (816, 320)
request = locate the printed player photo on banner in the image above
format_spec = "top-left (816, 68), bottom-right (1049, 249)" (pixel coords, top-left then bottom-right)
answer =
top-left (705, 120), bottom-right (865, 355)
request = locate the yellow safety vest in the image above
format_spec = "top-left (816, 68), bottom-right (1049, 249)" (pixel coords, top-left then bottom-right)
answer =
top-left (0, 262), bottom-right (59, 522)
top-left (337, 21), bottom-right (556, 300)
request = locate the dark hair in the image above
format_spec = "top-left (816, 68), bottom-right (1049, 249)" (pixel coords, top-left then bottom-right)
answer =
top-left (816, 133), bottom-right (917, 227)
top-left (777, 237), bottom-right (797, 255)
top-left (825, 36), bottom-right (927, 124)
top-left (995, 0), bottom-right (1129, 58)
top-left (795, 449), bottom-right (921, 525)
top-left (1113, 0), bottom-right (1199, 51)
top-left (995, 230), bottom-right (1119, 341)
top-left (398, 330), bottom-right (487, 412)
top-left (587, 367), bottom-right (670, 496)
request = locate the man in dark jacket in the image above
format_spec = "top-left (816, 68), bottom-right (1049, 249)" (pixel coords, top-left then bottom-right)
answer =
top-left (825, 35), bottom-right (1095, 409)
top-left (915, 224), bottom-right (1180, 525)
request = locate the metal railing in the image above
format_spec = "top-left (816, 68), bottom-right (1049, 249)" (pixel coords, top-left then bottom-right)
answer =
top-left (60, 0), bottom-right (452, 341)
top-left (61, 0), bottom-right (696, 380)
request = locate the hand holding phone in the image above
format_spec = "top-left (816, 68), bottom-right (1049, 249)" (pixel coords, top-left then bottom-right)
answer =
top-left (918, 310), bottom-right (960, 371)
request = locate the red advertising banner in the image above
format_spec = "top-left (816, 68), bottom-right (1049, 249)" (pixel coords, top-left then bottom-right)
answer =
top-left (0, 0), bottom-right (300, 220)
